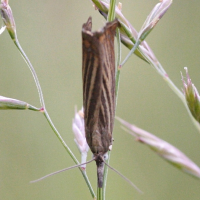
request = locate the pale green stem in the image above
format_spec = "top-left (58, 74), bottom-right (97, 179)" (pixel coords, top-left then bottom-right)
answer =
top-left (115, 28), bottom-right (122, 101)
top-left (14, 39), bottom-right (45, 108)
top-left (163, 74), bottom-right (200, 132)
top-left (102, 29), bottom-right (121, 200)
top-left (107, 0), bottom-right (116, 22)
top-left (143, 53), bottom-right (200, 133)
top-left (43, 110), bottom-right (96, 198)
top-left (102, 29), bottom-right (121, 199)
top-left (97, 187), bottom-right (103, 200)
top-left (102, 151), bottom-right (111, 200)
top-left (98, 0), bottom-right (117, 199)
top-left (123, 36), bottom-right (200, 133)
top-left (121, 39), bottom-right (141, 67)
top-left (13, 38), bottom-right (96, 199)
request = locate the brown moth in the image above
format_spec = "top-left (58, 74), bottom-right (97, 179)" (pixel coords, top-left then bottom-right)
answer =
top-left (82, 17), bottom-right (118, 188)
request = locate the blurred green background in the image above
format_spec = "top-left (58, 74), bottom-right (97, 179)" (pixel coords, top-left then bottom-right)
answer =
top-left (1, 0), bottom-right (200, 199)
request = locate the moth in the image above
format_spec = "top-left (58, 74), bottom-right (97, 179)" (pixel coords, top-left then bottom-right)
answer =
top-left (31, 17), bottom-right (137, 191)
top-left (82, 17), bottom-right (118, 188)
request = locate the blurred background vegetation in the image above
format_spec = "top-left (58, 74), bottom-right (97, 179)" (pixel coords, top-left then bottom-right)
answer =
top-left (1, 0), bottom-right (200, 199)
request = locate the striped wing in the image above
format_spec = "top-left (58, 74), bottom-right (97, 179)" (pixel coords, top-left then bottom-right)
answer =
top-left (82, 17), bottom-right (118, 155)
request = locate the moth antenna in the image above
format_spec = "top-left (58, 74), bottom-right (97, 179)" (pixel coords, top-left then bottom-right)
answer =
top-left (30, 158), bottom-right (95, 183)
top-left (103, 161), bottom-right (143, 194)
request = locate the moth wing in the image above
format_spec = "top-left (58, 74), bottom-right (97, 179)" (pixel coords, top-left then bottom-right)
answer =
top-left (99, 20), bottom-right (118, 136)
top-left (82, 17), bottom-right (103, 136)
top-left (82, 17), bottom-right (118, 154)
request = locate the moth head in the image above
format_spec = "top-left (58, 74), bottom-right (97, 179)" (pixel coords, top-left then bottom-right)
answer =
top-left (93, 152), bottom-right (108, 163)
